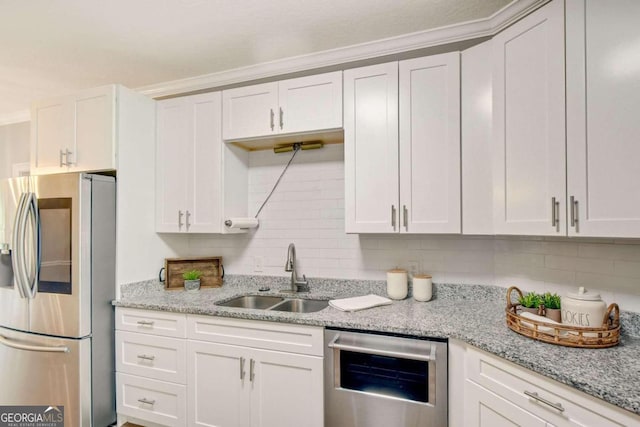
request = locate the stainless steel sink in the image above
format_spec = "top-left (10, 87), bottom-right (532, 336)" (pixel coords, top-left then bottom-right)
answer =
top-left (270, 298), bottom-right (329, 313)
top-left (217, 295), bottom-right (284, 309)
top-left (216, 295), bottom-right (328, 313)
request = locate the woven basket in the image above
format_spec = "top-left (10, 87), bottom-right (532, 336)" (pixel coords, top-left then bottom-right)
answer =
top-left (506, 286), bottom-right (620, 348)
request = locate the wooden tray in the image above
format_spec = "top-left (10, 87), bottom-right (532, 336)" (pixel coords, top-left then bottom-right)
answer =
top-left (506, 286), bottom-right (620, 348)
top-left (164, 257), bottom-right (223, 290)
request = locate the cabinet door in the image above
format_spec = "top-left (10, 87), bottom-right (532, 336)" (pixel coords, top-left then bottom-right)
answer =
top-left (250, 349), bottom-right (323, 427)
top-left (344, 62), bottom-right (399, 233)
top-left (278, 71), bottom-right (342, 134)
top-left (72, 85), bottom-right (115, 171)
top-left (492, 0), bottom-right (566, 236)
top-left (566, 0), bottom-right (640, 237)
top-left (30, 96), bottom-right (74, 173)
top-left (399, 52), bottom-right (461, 233)
top-left (465, 380), bottom-right (547, 427)
top-left (222, 83), bottom-right (278, 140)
top-left (188, 340), bottom-right (249, 427)
top-left (156, 98), bottom-right (189, 232)
top-left (187, 92), bottom-right (223, 233)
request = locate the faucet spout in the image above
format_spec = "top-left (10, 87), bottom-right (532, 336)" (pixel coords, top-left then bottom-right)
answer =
top-left (284, 243), bottom-right (308, 292)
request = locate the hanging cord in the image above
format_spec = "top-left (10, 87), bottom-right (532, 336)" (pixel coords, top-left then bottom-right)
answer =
top-left (254, 143), bottom-right (301, 218)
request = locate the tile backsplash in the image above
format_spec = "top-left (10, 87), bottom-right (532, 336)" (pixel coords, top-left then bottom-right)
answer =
top-left (188, 144), bottom-right (640, 312)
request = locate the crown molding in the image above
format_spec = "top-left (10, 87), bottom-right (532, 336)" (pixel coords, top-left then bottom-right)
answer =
top-left (0, 109), bottom-right (30, 126)
top-left (137, 0), bottom-right (548, 98)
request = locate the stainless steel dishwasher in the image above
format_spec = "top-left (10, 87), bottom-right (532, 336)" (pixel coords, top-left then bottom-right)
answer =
top-left (324, 329), bottom-right (447, 427)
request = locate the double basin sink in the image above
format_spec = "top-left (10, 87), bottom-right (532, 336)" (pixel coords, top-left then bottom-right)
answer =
top-left (217, 294), bottom-right (329, 313)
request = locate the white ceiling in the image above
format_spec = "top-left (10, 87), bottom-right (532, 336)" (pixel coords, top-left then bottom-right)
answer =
top-left (0, 0), bottom-right (511, 119)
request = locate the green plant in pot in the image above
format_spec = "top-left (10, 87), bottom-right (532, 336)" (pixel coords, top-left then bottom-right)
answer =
top-left (541, 292), bottom-right (562, 322)
top-left (518, 292), bottom-right (542, 315)
top-left (183, 270), bottom-right (202, 291)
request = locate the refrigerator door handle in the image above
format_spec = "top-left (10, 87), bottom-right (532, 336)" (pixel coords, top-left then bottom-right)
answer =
top-left (11, 193), bottom-right (28, 299)
top-left (0, 335), bottom-right (69, 353)
top-left (23, 193), bottom-right (39, 299)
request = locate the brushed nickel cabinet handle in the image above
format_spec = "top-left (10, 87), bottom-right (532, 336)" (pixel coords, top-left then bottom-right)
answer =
top-left (59, 149), bottom-right (66, 167)
top-left (137, 398), bottom-right (155, 406)
top-left (551, 197), bottom-right (559, 227)
top-left (250, 358), bottom-right (255, 382)
top-left (185, 210), bottom-right (191, 231)
top-left (403, 205), bottom-right (408, 231)
top-left (524, 391), bottom-right (564, 412)
top-left (136, 320), bottom-right (154, 326)
top-left (178, 210), bottom-right (184, 230)
top-left (270, 109), bottom-right (275, 131)
top-left (570, 196), bottom-right (578, 227)
top-left (279, 107), bottom-right (284, 130)
top-left (240, 357), bottom-right (245, 380)
top-left (391, 205), bottom-right (397, 230)
top-left (137, 354), bottom-right (155, 361)
top-left (64, 148), bottom-right (74, 165)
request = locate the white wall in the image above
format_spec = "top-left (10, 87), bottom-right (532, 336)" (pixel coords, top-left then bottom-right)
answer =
top-left (0, 121), bottom-right (30, 179)
top-left (187, 144), bottom-right (640, 312)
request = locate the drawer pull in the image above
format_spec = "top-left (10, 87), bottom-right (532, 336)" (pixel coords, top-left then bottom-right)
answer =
top-left (137, 354), bottom-right (155, 361)
top-left (250, 359), bottom-right (255, 382)
top-left (137, 398), bottom-right (156, 406)
top-left (136, 320), bottom-right (155, 326)
top-left (240, 357), bottom-right (245, 380)
top-left (524, 391), bottom-right (564, 412)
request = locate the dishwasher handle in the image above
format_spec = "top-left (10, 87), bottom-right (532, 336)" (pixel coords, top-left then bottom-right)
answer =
top-left (328, 334), bottom-right (436, 362)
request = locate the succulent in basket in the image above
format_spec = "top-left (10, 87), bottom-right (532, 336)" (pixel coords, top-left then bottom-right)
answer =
top-left (541, 292), bottom-right (562, 322)
top-left (518, 292), bottom-right (542, 315)
top-left (183, 270), bottom-right (202, 291)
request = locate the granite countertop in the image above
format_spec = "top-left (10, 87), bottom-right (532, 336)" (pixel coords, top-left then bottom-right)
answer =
top-left (115, 275), bottom-right (640, 416)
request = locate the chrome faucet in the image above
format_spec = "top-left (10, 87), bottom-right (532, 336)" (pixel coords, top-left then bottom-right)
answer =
top-left (284, 243), bottom-right (308, 292)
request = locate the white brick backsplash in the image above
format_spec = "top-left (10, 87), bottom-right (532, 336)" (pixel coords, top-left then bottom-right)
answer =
top-left (184, 144), bottom-right (640, 312)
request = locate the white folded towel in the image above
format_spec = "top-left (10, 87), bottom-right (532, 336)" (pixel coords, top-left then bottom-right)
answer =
top-left (329, 294), bottom-right (392, 312)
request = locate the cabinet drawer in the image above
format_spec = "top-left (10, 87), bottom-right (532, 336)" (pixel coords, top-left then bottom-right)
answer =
top-left (116, 331), bottom-right (186, 384)
top-left (187, 315), bottom-right (323, 356)
top-left (117, 307), bottom-right (186, 338)
top-left (117, 373), bottom-right (186, 427)
top-left (466, 347), bottom-right (634, 426)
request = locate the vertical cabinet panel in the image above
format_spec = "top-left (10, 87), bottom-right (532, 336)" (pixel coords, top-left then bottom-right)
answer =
top-left (189, 93), bottom-right (223, 233)
top-left (566, 0), bottom-right (640, 237)
top-left (222, 83), bottom-right (278, 140)
top-left (278, 71), bottom-right (343, 134)
top-left (156, 98), bottom-right (190, 232)
top-left (461, 40), bottom-right (494, 235)
top-left (344, 62), bottom-right (399, 233)
top-left (74, 86), bottom-right (115, 171)
top-left (492, 0), bottom-right (566, 236)
top-left (399, 52), bottom-right (461, 233)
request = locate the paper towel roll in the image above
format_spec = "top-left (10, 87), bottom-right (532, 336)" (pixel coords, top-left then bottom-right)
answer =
top-left (224, 218), bottom-right (259, 229)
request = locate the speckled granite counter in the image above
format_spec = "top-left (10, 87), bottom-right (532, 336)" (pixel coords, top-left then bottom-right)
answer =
top-left (115, 275), bottom-right (640, 416)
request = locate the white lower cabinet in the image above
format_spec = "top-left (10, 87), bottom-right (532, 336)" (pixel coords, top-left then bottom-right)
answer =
top-left (187, 315), bottom-right (324, 427)
top-left (115, 308), bottom-right (323, 427)
top-left (449, 339), bottom-right (639, 427)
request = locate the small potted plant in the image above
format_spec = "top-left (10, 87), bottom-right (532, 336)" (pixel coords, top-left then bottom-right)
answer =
top-left (518, 292), bottom-right (542, 315)
top-left (183, 270), bottom-right (202, 291)
top-left (541, 292), bottom-right (561, 322)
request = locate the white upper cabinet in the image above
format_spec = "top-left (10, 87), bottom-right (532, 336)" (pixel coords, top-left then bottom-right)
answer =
top-left (344, 62), bottom-right (399, 233)
top-left (345, 53), bottom-right (461, 234)
top-left (400, 52), bottom-right (461, 233)
top-left (492, 0), bottom-right (566, 236)
top-left (222, 71), bottom-right (342, 141)
top-left (156, 92), bottom-right (223, 233)
top-left (31, 85), bottom-right (116, 174)
top-left (222, 82), bottom-right (278, 140)
top-left (566, 0), bottom-right (640, 237)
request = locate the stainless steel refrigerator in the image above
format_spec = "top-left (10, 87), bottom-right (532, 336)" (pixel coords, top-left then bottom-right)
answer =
top-left (0, 173), bottom-right (116, 427)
